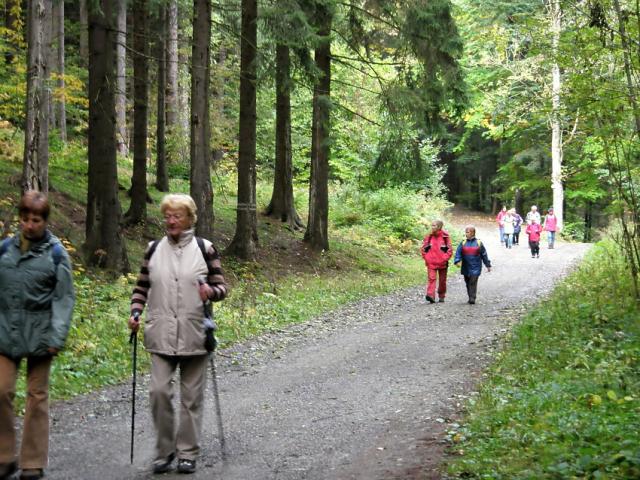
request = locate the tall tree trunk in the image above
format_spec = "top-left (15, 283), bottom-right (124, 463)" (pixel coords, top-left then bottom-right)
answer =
top-left (115, 0), bottom-right (128, 156)
top-left (47, 6), bottom-right (57, 133)
top-left (613, 0), bottom-right (640, 135)
top-left (514, 187), bottom-right (523, 216)
top-left (548, 0), bottom-right (564, 231)
top-left (165, 0), bottom-right (179, 161)
top-left (304, 6), bottom-right (332, 251)
top-left (126, 0), bottom-right (149, 224)
top-left (227, 0), bottom-right (258, 258)
top-left (85, 0), bottom-right (130, 272)
top-left (190, 0), bottom-right (214, 239)
top-left (22, 0), bottom-right (52, 194)
top-left (266, 44), bottom-right (303, 229)
top-left (79, 0), bottom-right (89, 61)
top-left (211, 45), bottom-right (227, 166)
top-left (54, 0), bottom-right (66, 142)
top-left (179, 47), bottom-right (190, 135)
top-left (178, 13), bottom-right (190, 141)
top-left (155, 3), bottom-right (169, 192)
top-left (583, 201), bottom-right (592, 243)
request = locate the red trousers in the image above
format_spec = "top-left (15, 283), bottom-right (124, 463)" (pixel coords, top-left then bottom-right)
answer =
top-left (425, 267), bottom-right (448, 299)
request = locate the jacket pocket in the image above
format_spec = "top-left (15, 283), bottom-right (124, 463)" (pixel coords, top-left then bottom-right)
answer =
top-left (24, 311), bottom-right (52, 356)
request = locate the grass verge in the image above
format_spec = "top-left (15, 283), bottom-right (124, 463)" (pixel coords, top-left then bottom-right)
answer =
top-left (445, 241), bottom-right (640, 479)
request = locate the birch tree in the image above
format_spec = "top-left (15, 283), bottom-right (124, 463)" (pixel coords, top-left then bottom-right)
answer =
top-left (115, 0), bottom-right (128, 156)
top-left (546, 0), bottom-right (563, 231)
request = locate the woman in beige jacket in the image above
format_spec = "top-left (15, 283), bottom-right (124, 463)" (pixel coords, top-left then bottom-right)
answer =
top-left (128, 194), bottom-right (227, 474)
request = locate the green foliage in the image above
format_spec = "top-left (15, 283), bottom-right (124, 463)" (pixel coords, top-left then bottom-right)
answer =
top-left (370, 129), bottom-right (445, 190)
top-left (330, 184), bottom-right (451, 246)
top-left (447, 241), bottom-right (640, 479)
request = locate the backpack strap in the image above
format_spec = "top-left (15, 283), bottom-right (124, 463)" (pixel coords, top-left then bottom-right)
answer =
top-left (0, 237), bottom-right (11, 258)
top-left (146, 239), bottom-right (161, 260)
top-left (51, 241), bottom-right (64, 267)
top-left (196, 236), bottom-right (216, 277)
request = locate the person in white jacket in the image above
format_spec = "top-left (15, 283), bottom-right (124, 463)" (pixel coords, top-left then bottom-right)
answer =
top-left (128, 194), bottom-right (227, 474)
top-left (502, 210), bottom-right (515, 249)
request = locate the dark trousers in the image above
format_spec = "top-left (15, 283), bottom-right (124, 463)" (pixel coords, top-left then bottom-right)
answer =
top-left (513, 231), bottom-right (520, 245)
top-left (529, 240), bottom-right (540, 256)
top-left (464, 275), bottom-right (479, 302)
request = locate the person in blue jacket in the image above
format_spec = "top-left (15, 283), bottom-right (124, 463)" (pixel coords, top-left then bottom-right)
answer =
top-left (454, 225), bottom-right (492, 304)
top-left (0, 191), bottom-right (75, 480)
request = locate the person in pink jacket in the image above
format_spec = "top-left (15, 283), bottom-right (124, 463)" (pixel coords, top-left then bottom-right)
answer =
top-left (543, 207), bottom-right (558, 249)
top-left (526, 218), bottom-right (543, 258)
top-left (421, 220), bottom-right (453, 303)
top-left (496, 206), bottom-right (507, 244)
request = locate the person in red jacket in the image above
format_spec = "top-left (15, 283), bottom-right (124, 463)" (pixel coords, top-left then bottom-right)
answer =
top-left (421, 220), bottom-right (453, 303)
top-left (526, 218), bottom-right (543, 258)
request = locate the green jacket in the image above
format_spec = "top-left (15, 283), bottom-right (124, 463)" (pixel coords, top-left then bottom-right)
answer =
top-left (0, 231), bottom-right (75, 358)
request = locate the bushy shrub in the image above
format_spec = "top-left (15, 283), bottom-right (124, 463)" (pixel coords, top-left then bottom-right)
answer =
top-left (331, 184), bottom-right (451, 247)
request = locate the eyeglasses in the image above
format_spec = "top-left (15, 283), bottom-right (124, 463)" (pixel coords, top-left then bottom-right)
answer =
top-left (164, 213), bottom-right (185, 221)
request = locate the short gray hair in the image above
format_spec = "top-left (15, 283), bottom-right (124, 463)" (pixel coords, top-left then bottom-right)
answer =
top-left (160, 194), bottom-right (198, 225)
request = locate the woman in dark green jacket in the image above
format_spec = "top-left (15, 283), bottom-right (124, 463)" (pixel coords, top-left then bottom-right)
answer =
top-left (0, 191), bottom-right (75, 480)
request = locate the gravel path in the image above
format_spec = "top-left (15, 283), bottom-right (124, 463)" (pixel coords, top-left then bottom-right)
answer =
top-left (38, 212), bottom-right (590, 479)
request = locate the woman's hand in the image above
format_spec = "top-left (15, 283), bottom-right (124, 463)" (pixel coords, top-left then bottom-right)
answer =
top-left (128, 315), bottom-right (140, 332)
top-left (199, 282), bottom-right (213, 302)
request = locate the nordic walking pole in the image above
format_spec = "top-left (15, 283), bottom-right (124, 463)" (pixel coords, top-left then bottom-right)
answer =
top-left (198, 278), bottom-right (227, 460)
top-left (208, 340), bottom-right (227, 460)
top-left (129, 311), bottom-right (140, 464)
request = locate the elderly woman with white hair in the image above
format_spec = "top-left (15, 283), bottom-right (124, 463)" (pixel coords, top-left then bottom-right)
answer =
top-left (128, 194), bottom-right (227, 474)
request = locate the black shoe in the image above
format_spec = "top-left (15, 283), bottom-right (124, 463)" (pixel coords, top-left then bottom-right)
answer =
top-left (438, 298), bottom-right (445, 303)
top-left (0, 462), bottom-right (17, 480)
top-left (153, 453), bottom-right (175, 474)
top-left (468, 299), bottom-right (475, 304)
top-left (177, 459), bottom-right (196, 474)
top-left (19, 469), bottom-right (43, 480)
top-left (425, 295), bottom-right (435, 304)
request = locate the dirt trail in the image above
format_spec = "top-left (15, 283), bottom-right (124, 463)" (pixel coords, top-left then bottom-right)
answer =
top-left (39, 210), bottom-right (590, 479)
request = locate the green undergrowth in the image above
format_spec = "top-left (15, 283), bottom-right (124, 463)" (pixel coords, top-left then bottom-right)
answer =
top-left (446, 241), bottom-right (640, 479)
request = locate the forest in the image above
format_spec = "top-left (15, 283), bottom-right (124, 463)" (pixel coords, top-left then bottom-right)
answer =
top-left (0, 0), bottom-right (639, 478)
top-left (1, 0), bottom-right (639, 285)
